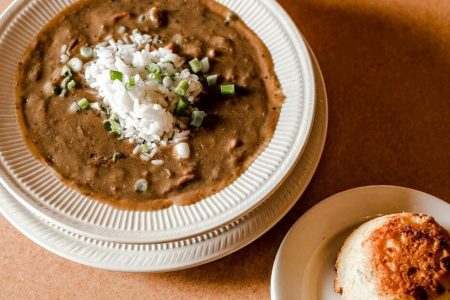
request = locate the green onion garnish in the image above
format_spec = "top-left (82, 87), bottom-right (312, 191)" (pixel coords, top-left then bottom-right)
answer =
top-left (161, 59), bottom-right (176, 67)
top-left (220, 84), bottom-right (236, 95)
top-left (110, 70), bottom-right (123, 82)
top-left (67, 79), bottom-right (76, 91)
top-left (111, 123), bottom-right (121, 134)
top-left (146, 64), bottom-right (161, 74)
top-left (125, 77), bottom-right (135, 89)
top-left (189, 58), bottom-right (202, 73)
top-left (110, 113), bottom-right (119, 122)
top-left (174, 96), bottom-right (190, 116)
top-left (59, 88), bottom-right (68, 98)
top-left (141, 144), bottom-right (149, 153)
top-left (77, 98), bottom-right (90, 110)
top-left (163, 72), bottom-right (175, 78)
top-left (69, 102), bottom-right (81, 112)
top-left (102, 106), bottom-right (111, 115)
top-left (200, 57), bottom-right (210, 73)
top-left (190, 110), bottom-right (205, 128)
top-left (162, 76), bottom-right (173, 88)
top-left (103, 119), bottom-right (121, 135)
top-left (80, 46), bottom-right (93, 59)
top-left (112, 152), bottom-right (124, 162)
top-left (60, 65), bottom-right (72, 77)
top-left (207, 75), bottom-right (218, 87)
top-left (61, 76), bottom-right (72, 88)
top-left (90, 102), bottom-right (102, 111)
top-left (175, 80), bottom-right (189, 96)
top-left (149, 73), bottom-right (162, 81)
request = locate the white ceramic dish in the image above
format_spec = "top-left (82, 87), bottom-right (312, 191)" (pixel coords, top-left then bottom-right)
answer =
top-left (271, 185), bottom-right (450, 300)
top-left (0, 49), bottom-right (327, 271)
top-left (0, 0), bottom-right (315, 243)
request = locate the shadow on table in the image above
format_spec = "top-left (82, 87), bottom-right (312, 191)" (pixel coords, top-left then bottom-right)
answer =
top-left (137, 0), bottom-right (450, 294)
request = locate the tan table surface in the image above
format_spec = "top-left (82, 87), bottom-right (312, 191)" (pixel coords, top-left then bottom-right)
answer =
top-left (1, 0), bottom-right (449, 299)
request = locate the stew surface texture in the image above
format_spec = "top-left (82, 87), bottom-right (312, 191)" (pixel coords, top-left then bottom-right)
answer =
top-left (16, 0), bottom-right (283, 210)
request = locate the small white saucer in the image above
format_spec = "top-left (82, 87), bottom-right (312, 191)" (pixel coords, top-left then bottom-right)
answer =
top-left (271, 185), bottom-right (450, 300)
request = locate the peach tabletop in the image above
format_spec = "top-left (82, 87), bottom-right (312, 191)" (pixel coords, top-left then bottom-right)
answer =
top-left (1, 0), bottom-right (450, 299)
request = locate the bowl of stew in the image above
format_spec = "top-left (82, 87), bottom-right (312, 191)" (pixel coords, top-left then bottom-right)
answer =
top-left (0, 0), bottom-right (315, 242)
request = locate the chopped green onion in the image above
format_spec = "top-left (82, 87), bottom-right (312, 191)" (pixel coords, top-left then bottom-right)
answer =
top-left (207, 74), bottom-right (218, 87)
top-left (162, 76), bottom-right (173, 88)
top-left (102, 106), bottom-right (112, 115)
top-left (148, 64), bottom-right (161, 74)
top-left (103, 119), bottom-right (121, 135)
top-left (80, 46), bottom-right (93, 59)
top-left (125, 77), bottom-right (135, 89)
top-left (146, 64), bottom-right (161, 74)
top-left (110, 70), bottom-right (123, 82)
top-left (141, 144), bottom-right (149, 153)
top-left (189, 58), bottom-right (202, 73)
top-left (67, 79), bottom-right (76, 91)
top-left (69, 102), bottom-right (81, 113)
top-left (112, 152), bottom-right (124, 162)
top-left (134, 179), bottom-right (148, 192)
top-left (200, 57), bottom-right (210, 73)
top-left (60, 65), bottom-right (72, 77)
top-left (190, 110), bottom-right (205, 128)
top-left (61, 76), bottom-right (72, 88)
top-left (174, 96), bottom-right (189, 116)
top-left (109, 124), bottom-right (122, 135)
top-left (110, 112), bottom-right (119, 122)
top-left (175, 80), bottom-right (189, 95)
top-left (161, 59), bottom-right (176, 67)
top-left (77, 98), bottom-right (90, 110)
top-left (59, 88), bottom-right (68, 98)
top-left (149, 73), bottom-right (162, 81)
top-left (90, 102), bottom-right (102, 111)
top-left (220, 84), bottom-right (236, 95)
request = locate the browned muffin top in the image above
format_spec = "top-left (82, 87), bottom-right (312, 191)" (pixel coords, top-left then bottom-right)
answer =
top-left (367, 213), bottom-right (450, 300)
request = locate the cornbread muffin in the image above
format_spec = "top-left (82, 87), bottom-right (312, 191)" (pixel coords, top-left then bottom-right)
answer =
top-left (335, 213), bottom-right (450, 300)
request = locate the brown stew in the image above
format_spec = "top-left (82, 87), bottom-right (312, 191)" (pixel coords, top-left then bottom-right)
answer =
top-left (16, 0), bottom-right (283, 210)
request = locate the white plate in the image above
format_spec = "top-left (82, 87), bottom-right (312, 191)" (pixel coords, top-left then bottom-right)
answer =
top-left (271, 185), bottom-right (450, 300)
top-left (0, 40), bottom-right (327, 272)
top-left (0, 0), bottom-right (315, 243)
